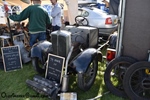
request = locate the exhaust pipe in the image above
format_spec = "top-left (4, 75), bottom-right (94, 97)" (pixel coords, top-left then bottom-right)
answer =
top-left (61, 46), bottom-right (74, 92)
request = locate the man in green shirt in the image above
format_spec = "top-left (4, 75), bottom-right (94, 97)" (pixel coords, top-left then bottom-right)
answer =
top-left (6, 0), bottom-right (51, 46)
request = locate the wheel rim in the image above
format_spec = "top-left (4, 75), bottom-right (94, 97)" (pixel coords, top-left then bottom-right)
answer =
top-left (129, 67), bottom-right (150, 99)
top-left (84, 63), bottom-right (94, 84)
top-left (110, 62), bottom-right (130, 91)
top-left (104, 56), bottom-right (137, 98)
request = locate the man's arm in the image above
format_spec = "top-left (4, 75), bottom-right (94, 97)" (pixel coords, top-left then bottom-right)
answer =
top-left (51, 7), bottom-right (61, 18)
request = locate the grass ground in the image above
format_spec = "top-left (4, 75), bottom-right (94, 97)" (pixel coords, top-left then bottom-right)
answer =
top-left (0, 48), bottom-right (128, 100)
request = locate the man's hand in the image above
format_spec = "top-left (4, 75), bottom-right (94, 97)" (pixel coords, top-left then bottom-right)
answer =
top-left (5, 13), bottom-right (9, 18)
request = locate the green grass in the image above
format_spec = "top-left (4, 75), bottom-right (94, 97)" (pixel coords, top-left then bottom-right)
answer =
top-left (0, 48), bottom-right (128, 100)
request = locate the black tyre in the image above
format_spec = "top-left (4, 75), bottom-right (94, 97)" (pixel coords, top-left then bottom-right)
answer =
top-left (104, 56), bottom-right (137, 98)
top-left (123, 61), bottom-right (150, 100)
top-left (77, 56), bottom-right (98, 91)
top-left (32, 57), bottom-right (47, 74)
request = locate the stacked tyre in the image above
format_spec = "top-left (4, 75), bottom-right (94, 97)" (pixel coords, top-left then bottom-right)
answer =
top-left (104, 56), bottom-right (150, 100)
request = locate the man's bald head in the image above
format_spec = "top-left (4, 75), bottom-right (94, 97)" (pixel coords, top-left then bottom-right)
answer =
top-left (32, 0), bottom-right (41, 4)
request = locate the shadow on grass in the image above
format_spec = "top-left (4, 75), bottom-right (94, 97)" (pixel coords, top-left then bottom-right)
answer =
top-left (0, 55), bottom-right (128, 100)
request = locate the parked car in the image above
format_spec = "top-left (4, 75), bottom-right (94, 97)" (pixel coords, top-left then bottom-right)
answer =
top-left (78, 0), bottom-right (97, 4)
top-left (0, 5), bottom-right (22, 24)
top-left (76, 6), bottom-right (118, 39)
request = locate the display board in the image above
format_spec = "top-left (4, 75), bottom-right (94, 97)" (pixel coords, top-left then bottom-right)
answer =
top-left (1, 45), bottom-right (22, 72)
top-left (45, 53), bottom-right (65, 83)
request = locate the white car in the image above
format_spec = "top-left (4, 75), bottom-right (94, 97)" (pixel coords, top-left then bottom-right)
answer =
top-left (78, 0), bottom-right (97, 4)
top-left (76, 6), bottom-right (118, 38)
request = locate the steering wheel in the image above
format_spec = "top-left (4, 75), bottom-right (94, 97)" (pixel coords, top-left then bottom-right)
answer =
top-left (75, 16), bottom-right (89, 26)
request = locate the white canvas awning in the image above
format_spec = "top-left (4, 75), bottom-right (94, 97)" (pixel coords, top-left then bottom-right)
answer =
top-left (0, 0), bottom-right (78, 25)
top-left (65, 0), bottom-right (78, 25)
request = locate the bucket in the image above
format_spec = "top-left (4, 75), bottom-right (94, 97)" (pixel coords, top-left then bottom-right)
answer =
top-left (60, 92), bottom-right (77, 100)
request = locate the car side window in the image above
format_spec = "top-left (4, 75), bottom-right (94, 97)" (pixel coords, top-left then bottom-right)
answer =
top-left (82, 10), bottom-right (89, 17)
top-left (78, 9), bottom-right (89, 17)
top-left (78, 9), bottom-right (82, 16)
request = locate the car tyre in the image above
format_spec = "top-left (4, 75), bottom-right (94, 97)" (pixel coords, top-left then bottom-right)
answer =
top-left (77, 56), bottom-right (98, 91)
top-left (123, 61), bottom-right (150, 100)
top-left (104, 56), bottom-right (137, 98)
top-left (32, 57), bottom-right (46, 74)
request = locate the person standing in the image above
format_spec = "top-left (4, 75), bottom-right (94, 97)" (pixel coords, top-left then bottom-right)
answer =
top-left (97, 0), bottom-right (109, 13)
top-left (6, 0), bottom-right (51, 47)
top-left (109, 0), bottom-right (120, 15)
top-left (50, 0), bottom-right (62, 31)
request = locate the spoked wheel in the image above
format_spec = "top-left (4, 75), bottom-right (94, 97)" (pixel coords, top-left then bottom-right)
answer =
top-left (11, 6), bottom-right (21, 13)
top-left (32, 56), bottom-right (47, 74)
top-left (75, 16), bottom-right (89, 26)
top-left (77, 57), bottom-right (98, 91)
top-left (123, 61), bottom-right (150, 100)
top-left (104, 56), bottom-right (137, 98)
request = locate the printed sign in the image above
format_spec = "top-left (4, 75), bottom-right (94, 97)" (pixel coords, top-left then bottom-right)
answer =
top-left (1, 45), bottom-right (22, 72)
top-left (45, 53), bottom-right (65, 83)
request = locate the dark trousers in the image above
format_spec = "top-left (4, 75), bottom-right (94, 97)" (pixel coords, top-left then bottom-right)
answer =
top-left (52, 25), bottom-right (60, 31)
top-left (29, 32), bottom-right (46, 46)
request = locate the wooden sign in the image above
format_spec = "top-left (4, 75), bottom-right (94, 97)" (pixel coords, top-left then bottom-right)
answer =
top-left (1, 45), bottom-right (22, 72)
top-left (45, 53), bottom-right (65, 83)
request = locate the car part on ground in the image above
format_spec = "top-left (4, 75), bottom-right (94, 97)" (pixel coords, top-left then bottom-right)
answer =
top-left (106, 48), bottom-right (116, 62)
top-left (104, 56), bottom-right (137, 98)
top-left (123, 61), bottom-right (150, 100)
top-left (26, 75), bottom-right (60, 100)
